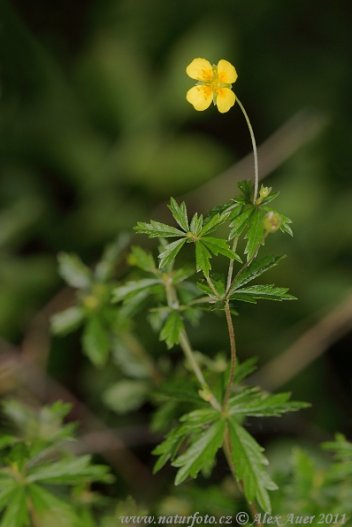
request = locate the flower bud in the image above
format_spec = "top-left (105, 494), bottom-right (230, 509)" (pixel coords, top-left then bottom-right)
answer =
top-left (263, 211), bottom-right (281, 233)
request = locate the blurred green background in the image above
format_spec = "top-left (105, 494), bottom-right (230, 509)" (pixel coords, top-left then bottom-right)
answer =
top-left (1, 0), bottom-right (351, 452)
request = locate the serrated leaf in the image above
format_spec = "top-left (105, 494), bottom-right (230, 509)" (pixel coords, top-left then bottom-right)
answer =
top-left (168, 198), bottom-right (189, 231)
top-left (158, 238), bottom-right (187, 270)
top-left (103, 380), bottom-right (149, 414)
top-left (238, 180), bottom-right (254, 202)
top-left (112, 278), bottom-right (160, 303)
top-left (0, 482), bottom-right (17, 513)
top-left (244, 208), bottom-right (266, 261)
top-left (172, 420), bottom-right (225, 485)
top-left (0, 487), bottom-right (28, 527)
top-left (229, 388), bottom-right (310, 417)
top-left (153, 424), bottom-right (189, 474)
top-left (230, 255), bottom-right (286, 292)
top-left (160, 311), bottom-right (184, 349)
top-left (128, 246), bottom-right (156, 273)
top-left (234, 358), bottom-right (258, 383)
top-left (229, 206), bottom-right (254, 239)
top-left (228, 419), bottom-right (277, 512)
top-left (195, 241), bottom-right (212, 276)
top-left (230, 284), bottom-right (296, 303)
top-left (82, 317), bottom-right (110, 367)
top-left (200, 212), bottom-right (229, 236)
top-left (51, 306), bottom-right (84, 336)
top-left (202, 237), bottom-right (241, 262)
top-left (58, 253), bottom-right (92, 289)
top-left (135, 220), bottom-right (184, 238)
top-left (190, 213), bottom-right (203, 236)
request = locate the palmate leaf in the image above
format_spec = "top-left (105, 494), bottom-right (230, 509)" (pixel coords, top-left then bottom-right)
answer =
top-left (159, 311), bottom-right (184, 349)
top-left (195, 241), bottom-right (212, 276)
top-left (172, 419), bottom-right (225, 485)
top-left (228, 419), bottom-right (277, 512)
top-left (153, 424), bottom-right (189, 474)
top-left (27, 484), bottom-right (77, 526)
top-left (229, 206), bottom-right (254, 239)
top-left (135, 220), bottom-right (184, 238)
top-left (229, 387), bottom-right (310, 417)
top-left (201, 237), bottom-right (241, 261)
top-left (230, 284), bottom-right (296, 303)
top-left (200, 212), bottom-right (229, 236)
top-left (168, 198), bottom-right (189, 232)
top-left (28, 455), bottom-right (111, 485)
top-left (230, 255), bottom-right (286, 291)
top-left (158, 238), bottom-right (187, 270)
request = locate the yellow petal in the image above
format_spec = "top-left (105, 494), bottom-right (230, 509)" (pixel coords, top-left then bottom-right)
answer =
top-left (216, 88), bottom-right (236, 113)
top-left (186, 58), bottom-right (213, 81)
top-left (186, 85), bottom-right (213, 111)
top-left (217, 59), bottom-right (238, 84)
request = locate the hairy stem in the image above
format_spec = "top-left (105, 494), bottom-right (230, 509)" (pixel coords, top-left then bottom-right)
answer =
top-left (223, 300), bottom-right (237, 409)
top-left (236, 97), bottom-right (259, 203)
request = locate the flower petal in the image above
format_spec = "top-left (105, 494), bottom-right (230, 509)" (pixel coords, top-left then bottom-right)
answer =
top-left (186, 86), bottom-right (213, 111)
top-left (186, 58), bottom-right (213, 81)
top-left (216, 88), bottom-right (236, 113)
top-left (217, 59), bottom-right (238, 84)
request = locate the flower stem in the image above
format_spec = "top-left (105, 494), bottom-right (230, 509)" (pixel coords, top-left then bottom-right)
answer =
top-left (236, 97), bottom-right (259, 203)
top-left (223, 300), bottom-right (237, 409)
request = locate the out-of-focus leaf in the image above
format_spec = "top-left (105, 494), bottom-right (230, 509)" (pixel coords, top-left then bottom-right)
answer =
top-left (82, 317), bottom-right (110, 367)
top-left (103, 380), bottom-right (149, 414)
top-left (51, 306), bottom-right (84, 336)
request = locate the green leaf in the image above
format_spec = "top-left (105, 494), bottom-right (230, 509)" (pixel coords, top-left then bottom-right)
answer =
top-left (234, 358), bottom-right (258, 384)
top-left (51, 306), bottom-right (84, 336)
top-left (160, 311), bottom-right (184, 349)
top-left (202, 237), bottom-right (241, 261)
top-left (112, 278), bottom-right (160, 303)
top-left (95, 233), bottom-right (130, 281)
top-left (244, 208), bottom-right (266, 261)
top-left (28, 455), bottom-right (111, 485)
top-left (128, 246), bottom-right (156, 273)
top-left (229, 388), bottom-right (310, 417)
top-left (168, 198), bottom-right (189, 231)
top-left (195, 241), bottom-right (212, 275)
top-left (153, 425), bottom-right (188, 474)
top-left (229, 206), bottom-right (254, 239)
top-left (57, 253), bottom-right (92, 289)
top-left (0, 487), bottom-right (28, 527)
top-left (135, 220), bottom-right (184, 238)
top-left (190, 213), bottom-right (203, 236)
top-left (230, 284), bottom-right (297, 303)
top-left (230, 255), bottom-right (286, 291)
top-left (158, 238), bottom-right (187, 270)
top-left (28, 484), bottom-right (77, 526)
top-left (238, 180), bottom-right (254, 203)
top-left (82, 317), bottom-right (110, 367)
top-left (228, 419), bottom-right (277, 512)
top-left (172, 419), bottom-right (225, 485)
top-left (0, 482), bottom-right (17, 514)
top-left (0, 435), bottom-right (17, 451)
top-left (200, 212), bottom-right (229, 236)
top-left (103, 380), bottom-right (149, 414)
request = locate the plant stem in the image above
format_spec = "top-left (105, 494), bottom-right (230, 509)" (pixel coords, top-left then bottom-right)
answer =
top-left (223, 300), bottom-right (237, 409)
top-left (163, 275), bottom-right (221, 411)
top-left (236, 97), bottom-right (259, 203)
top-left (225, 238), bottom-right (238, 294)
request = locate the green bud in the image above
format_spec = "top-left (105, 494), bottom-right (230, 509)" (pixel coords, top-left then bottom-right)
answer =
top-left (263, 211), bottom-right (282, 233)
top-left (256, 185), bottom-right (272, 204)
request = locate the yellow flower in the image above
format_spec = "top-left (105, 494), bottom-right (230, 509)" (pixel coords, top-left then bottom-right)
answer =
top-left (186, 58), bottom-right (238, 113)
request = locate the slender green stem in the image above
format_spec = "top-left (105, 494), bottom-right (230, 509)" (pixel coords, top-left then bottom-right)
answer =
top-left (225, 238), bottom-right (238, 294)
top-left (163, 275), bottom-right (221, 411)
top-left (236, 97), bottom-right (259, 203)
top-left (223, 300), bottom-right (237, 409)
